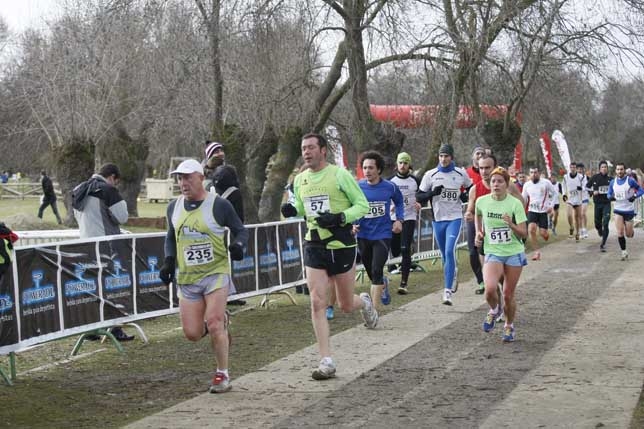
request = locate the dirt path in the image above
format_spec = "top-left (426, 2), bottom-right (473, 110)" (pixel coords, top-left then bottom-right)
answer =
top-left (126, 231), bottom-right (644, 429)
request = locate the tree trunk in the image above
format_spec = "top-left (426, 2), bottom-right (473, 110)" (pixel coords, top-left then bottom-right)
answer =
top-left (244, 127), bottom-right (280, 223)
top-left (100, 125), bottom-right (149, 217)
top-left (51, 137), bottom-right (95, 226)
top-left (257, 126), bottom-right (302, 222)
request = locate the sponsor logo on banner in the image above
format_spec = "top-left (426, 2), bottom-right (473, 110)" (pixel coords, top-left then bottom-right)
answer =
top-left (232, 247), bottom-right (255, 277)
top-left (280, 237), bottom-right (300, 269)
top-left (21, 270), bottom-right (56, 317)
top-left (0, 294), bottom-right (13, 313)
top-left (22, 270), bottom-right (56, 306)
top-left (105, 260), bottom-right (132, 291)
top-left (420, 218), bottom-right (433, 238)
top-left (64, 265), bottom-right (98, 306)
top-left (259, 242), bottom-right (278, 274)
top-left (138, 256), bottom-right (166, 294)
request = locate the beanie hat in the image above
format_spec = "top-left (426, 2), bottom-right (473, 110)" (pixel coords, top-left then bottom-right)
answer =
top-left (205, 141), bottom-right (224, 160)
top-left (397, 152), bottom-right (412, 164)
top-left (439, 144), bottom-right (454, 157)
top-left (472, 146), bottom-right (485, 156)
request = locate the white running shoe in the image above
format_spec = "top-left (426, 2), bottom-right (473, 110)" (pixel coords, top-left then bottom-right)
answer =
top-left (442, 289), bottom-right (453, 306)
top-left (621, 250), bottom-right (629, 261)
top-left (312, 358), bottom-right (336, 380)
top-left (359, 293), bottom-right (379, 329)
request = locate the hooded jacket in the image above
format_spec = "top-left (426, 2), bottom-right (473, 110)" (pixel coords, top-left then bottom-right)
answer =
top-left (72, 174), bottom-right (128, 238)
top-left (212, 165), bottom-right (244, 222)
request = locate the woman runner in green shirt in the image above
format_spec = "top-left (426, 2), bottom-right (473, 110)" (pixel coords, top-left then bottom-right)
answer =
top-left (475, 167), bottom-right (527, 342)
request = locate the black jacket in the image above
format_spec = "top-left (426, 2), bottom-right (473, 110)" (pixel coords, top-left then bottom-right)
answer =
top-left (212, 165), bottom-right (244, 222)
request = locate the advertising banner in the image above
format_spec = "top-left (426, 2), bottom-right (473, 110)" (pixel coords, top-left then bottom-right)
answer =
top-left (18, 246), bottom-right (61, 340)
top-left (134, 235), bottom-right (176, 312)
top-left (232, 228), bottom-right (257, 294)
top-left (59, 242), bottom-right (100, 331)
top-left (277, 222), bottom-right (303, 284)
top-left (539, 132), bottom-right (554, 178)
top-left (99, 239), bottom-right (134, 321)
top-left (256, 226), bottom-right (279, 287)
top-left (417, 209), bottom-right (435, 253)
top-left (0, 266), bottom-right (18, 347)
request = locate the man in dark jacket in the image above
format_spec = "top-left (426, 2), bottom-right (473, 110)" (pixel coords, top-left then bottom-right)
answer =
top-left (37, 170), bottom-right (63, 224)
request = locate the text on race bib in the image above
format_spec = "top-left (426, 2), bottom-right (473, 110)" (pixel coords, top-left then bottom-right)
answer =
top-left (303, 195), bottom-right (331, 217)
top-left (487, 226), bottom-right (512, 244)
top-left (569, 190), bottom-right (579, 198)
top-left (615, 191), bottom-right (627, 200)
top-left (183, 243), bottom-right (215, 266)
top-left (365, 201), bottom-right (386, 218)
top-left (529, 201), bottom-right (541, 211)
top-left (598, 186), bottom-right (609, 194)
top-left (440, 188), bottom-right (459, 202)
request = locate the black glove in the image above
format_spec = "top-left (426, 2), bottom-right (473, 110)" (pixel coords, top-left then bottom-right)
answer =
top-left (628, 195), bottom-right (637, 203)
top-left (431, 185), bottom-right (445, 197)
top-left (316, 211), bottom-right (345, 229)
top-left (281, 203), bottom-right (297, 218)
top-left (228, 242), bottom-right (245, 261)
top-left (610, 196), bottom-right (616, 202)
top-left (159, 256), bottom-right (176, 285)
top-left (577, 186), bottom-right (583, 191)
top-left (562, 195), bottom-right (568, 202)
top-left (459, 191), bottom-right (469, 203)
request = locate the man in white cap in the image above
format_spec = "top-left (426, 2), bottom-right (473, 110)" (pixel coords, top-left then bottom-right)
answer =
top-left (159, 159), bottom-right (248, 393)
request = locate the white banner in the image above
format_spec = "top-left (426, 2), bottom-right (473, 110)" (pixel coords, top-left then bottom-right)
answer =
top-left (552, 130), bottom-right (573, 173)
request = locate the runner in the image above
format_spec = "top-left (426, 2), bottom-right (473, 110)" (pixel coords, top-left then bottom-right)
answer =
top-left (514, 171), bottom-right (526, 193)
top-left (475, 167), bottom-right (528, 343)
top-left (280, 133), bottom-right (374, 381)
top-left (417, 144), bottom-right (472, 305)
top-left (466, 153), bottom-right (524, 301)
top-left (465, 146), bottom-right (486, 293)
top-left (521, 167), bottom-right (557, 261)
top-left (607, 163), bottom-right (644, 261)
top-left (586, 161), bottom-right (612, 252)
top-left (562, 162), bottom-right (584, 241)
top-left (548, 175), bottom-right (562, 236)
top-left (356, 151), bottom-right (404, 311)
top-left (388, 152), bottom-right (421, 295)
top-left (577, 163), bottom-right (590, 238)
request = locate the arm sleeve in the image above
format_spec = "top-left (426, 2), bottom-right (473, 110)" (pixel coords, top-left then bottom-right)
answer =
top-left (336, 169), bottom-right (369, 223)
top-left (607, 179), bottom-right (615, 199)
top-left (228, 190), bottom-right (245, 223)
top-left (629, 178), bottom-right (644, 198)
top-left (392, 183), bottom-right (405, 220)
top-left (213, 197), bottom-right (249, 246)
top-left (164, 201), bottom-right (177, 258)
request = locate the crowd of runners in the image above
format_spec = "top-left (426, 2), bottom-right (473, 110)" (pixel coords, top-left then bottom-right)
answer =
top-left (163, 131), bottom-right (644, 392)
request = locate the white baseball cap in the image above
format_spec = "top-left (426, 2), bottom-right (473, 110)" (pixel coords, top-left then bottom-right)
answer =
top-left (170, 159), bottom-right (204, 175)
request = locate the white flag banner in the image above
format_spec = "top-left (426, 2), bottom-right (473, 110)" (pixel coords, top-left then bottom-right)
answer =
top-left (552, 130), bottom-right (572, 173)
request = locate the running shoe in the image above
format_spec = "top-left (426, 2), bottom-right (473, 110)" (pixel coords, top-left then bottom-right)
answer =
top-left (551, 226), bottom-right (557, 236)
top-left (397, 284), bottom-right (408, 295)
top-left (496, 310), bottom-right (505, 323)
top-left (575, 234), bottom-right (580, 242)
top-left (412, 265), bottom-right (424, 272)
top-left (475, 282), bottom-right (485, 295)
top-left (621, 250), bottom-right (629, 261)
top-left (389, 267), bottom-right (401, 275)
top-left (360, 293), bottom-right (379, 329)
top-left (442, 289), bottom-right (453, 306)
top-left (381, 277), bottom-right (391, 305)
top-left (326, 306), bottom-right (334, 320)
top-left (209, 371), bottom-right (232, 393)
top-left (482, 310), bottom-right (497, 332)
top-left (531, 251), bottom-right (541, 261)
top-left (569, 228), bottom-right (574, 238)
top-left (502, 326), bottom-right (515, 342)
top-left (312, 358), bottom-right (336, 380)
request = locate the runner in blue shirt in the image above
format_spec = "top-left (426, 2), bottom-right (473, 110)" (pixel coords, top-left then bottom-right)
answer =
top-left (355, 151), bottom-right (404, 311)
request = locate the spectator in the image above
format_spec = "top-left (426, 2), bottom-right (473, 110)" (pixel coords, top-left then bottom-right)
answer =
top-left (72, 163), bottom-right (133, 341)
top-left (37, 170), bottom-right (63, 224)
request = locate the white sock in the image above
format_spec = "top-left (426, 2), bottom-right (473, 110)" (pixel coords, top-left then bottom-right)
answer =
top-left (216, 368), bottom-right (229, 378)
top-left (321, 356), bottom-right (334, 365)
top-left (491, 305), bottom-right (499, 314)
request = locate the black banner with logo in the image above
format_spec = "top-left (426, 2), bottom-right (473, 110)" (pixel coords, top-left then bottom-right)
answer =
top-left (134, 236), bottom-right (177, 312)
top-left (231, 228), bottom-right (256, 294)
top-left (0, 266), bottom-right (17, 347)
top-left (278, 223), bottom-right (303, 284)
top-left (18, 246), bottom-right (61, 340)
top-left (60, 242), bottom-right (101, 330)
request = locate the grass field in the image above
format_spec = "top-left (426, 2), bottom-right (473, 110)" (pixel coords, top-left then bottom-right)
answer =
top-left (1, 198), bottom-right (642, 428)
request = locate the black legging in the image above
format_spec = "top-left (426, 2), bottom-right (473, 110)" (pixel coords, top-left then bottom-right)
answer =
top-left (594, 201), bottom-right (611, 246)
top-left (390, 220), bottom-right (416, 284)
top-left (466, 220), bottom-right (483, 284)
top-left (358, 238), bottom-right (391, 285)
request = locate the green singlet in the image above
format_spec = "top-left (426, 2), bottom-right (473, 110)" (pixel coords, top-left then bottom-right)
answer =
top-left (475, 193), bottom-right (527, 256)
top-left (293, 164), bottom-right (368, 250)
